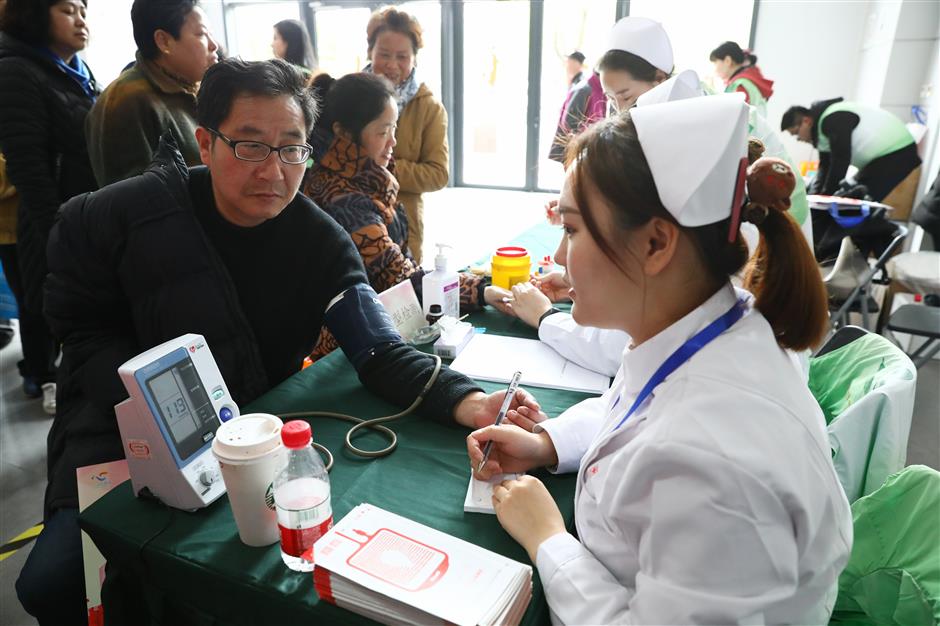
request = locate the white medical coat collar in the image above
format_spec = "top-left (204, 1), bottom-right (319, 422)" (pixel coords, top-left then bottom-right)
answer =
top-left (619, 284), bottom-right (752, 398)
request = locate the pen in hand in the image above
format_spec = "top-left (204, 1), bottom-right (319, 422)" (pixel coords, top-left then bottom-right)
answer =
top-left (477, 371), bottom-right (523, 474)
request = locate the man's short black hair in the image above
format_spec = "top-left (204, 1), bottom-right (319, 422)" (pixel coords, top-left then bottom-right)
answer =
top-left (197, 58), bottom-right (318, 135)
top-left (0, 0), bottom-right (87, 46)
top-left (568, 51), bottom-right (586, 64)
top-left (781, 105), bottom-right (812, 131)
top-left (131, 0), bottom-right (198, 61)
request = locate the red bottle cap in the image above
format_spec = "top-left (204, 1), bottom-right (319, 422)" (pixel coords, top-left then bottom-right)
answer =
top-left (281, 420), bottom-right (312, 448)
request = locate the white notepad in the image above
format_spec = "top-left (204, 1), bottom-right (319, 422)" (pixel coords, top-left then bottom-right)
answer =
top-left (450, 333), bottom-right (610, 394)
top-left (464, 474), bottom-right (522, 514)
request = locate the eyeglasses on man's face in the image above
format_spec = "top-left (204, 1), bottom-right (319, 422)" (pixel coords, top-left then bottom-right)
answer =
top-left (207, 128), bottom-right (312, 165)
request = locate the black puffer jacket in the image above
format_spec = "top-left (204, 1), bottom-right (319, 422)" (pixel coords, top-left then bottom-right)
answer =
top-left (43, 139), bottom-right (481, 514)
top-left (0, 33), bottom-right (99, 311)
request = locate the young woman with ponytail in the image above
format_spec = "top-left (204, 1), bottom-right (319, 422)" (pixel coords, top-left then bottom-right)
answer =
top-left (466, 95), bottom-right (851, 625)
top-left (710, 40), bottom-right (774, 117)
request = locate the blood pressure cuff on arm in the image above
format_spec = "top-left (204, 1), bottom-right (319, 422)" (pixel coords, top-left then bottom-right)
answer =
top-left (325, 283), bottom-right (402, 370)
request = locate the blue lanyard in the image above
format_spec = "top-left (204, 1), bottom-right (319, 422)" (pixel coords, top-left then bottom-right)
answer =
top-left (613, 298), bottom-right (747, 431)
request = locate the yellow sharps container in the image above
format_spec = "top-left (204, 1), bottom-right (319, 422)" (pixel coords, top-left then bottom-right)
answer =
top-left (491, 246), bottom-right (531, 289)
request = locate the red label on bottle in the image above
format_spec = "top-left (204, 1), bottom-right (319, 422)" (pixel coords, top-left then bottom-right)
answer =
top-left (278, 516), bottom-right (333, 557)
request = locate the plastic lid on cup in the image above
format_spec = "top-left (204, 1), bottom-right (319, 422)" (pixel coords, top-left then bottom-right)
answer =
top-left (212, 413), bottom-right (283, 462)
top-left (281, 420), bottom-right (312, 449)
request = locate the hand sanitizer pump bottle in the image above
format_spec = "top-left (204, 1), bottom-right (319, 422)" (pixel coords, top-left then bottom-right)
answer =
top-left (422, 243), bottom-right (459, 319)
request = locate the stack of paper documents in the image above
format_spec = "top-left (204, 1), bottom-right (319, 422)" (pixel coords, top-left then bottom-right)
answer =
top-left (450, 333), bottom-right (610, 394)
top-left (313, 503), bottom-right (532, 626)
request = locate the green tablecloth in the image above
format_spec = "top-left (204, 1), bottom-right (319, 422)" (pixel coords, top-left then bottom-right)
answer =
top-left (80, 307), bottom-right (591, 626)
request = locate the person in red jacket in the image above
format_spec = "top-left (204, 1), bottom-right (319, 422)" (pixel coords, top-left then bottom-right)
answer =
top-left (710, 41), bottom-right (773, 116)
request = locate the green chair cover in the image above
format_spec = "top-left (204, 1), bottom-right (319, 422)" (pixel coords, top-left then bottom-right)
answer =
top-left (809, 333), bottom-right (917, 502)
top-left (831, 465), bottom-right (940, 626)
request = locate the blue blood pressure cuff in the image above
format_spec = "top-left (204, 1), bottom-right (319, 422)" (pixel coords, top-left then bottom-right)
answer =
top-left (324, 283), bottom-right (402, 370)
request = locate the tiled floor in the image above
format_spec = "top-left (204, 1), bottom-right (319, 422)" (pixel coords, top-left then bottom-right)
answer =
top-left (1, 187), bottom-right (938, 625)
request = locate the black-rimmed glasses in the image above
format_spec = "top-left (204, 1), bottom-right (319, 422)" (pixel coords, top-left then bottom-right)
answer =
top-left (207, 128), bottom-right (312, 165)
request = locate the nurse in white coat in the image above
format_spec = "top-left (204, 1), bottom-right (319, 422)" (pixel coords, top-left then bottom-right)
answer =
top-left (467, 95), bottom-right (852, 625)
top-left (505, 69), bottom-right (704, 378)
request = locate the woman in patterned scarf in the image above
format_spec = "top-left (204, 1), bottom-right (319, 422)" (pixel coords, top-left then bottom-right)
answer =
top-left (304, 72), bottom-right (509, 359)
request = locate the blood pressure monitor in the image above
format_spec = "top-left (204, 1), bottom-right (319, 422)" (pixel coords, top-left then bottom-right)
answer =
top-left (115, 334), bottom-right (238, 510)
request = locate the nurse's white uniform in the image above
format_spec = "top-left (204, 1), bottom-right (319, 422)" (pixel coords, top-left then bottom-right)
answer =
top-left (536, 286), bottom-right (853, 625)
top-left (539, 313), bottom-right (627, 378)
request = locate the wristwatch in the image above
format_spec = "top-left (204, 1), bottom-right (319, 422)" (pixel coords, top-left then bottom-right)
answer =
top-left (537, 307), bottom-right (563, 328)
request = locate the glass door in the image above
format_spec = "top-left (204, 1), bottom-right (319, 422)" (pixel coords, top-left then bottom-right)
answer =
top-left (461, 0), bottom-right (531, 187)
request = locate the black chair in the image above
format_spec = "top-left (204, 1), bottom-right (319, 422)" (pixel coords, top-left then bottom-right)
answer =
top-left (815, 325), bottom-right (869, 357)
top-left (885, 304), bottom-right (940, 369)
top-left (825, 223), bottom-right (909, 330)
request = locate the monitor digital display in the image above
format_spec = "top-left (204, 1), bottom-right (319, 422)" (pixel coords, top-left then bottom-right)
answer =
top-left (145, 356), bottom-right (219, 463)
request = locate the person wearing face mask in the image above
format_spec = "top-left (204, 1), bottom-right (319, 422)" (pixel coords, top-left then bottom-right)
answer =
top-left (0, 0), bottom-right (99, 417)
top-left (364, 5), bottom-right (447, 264)
top-left (303, 72), bottom-right (508, 359)
top-left (86, 0), bottom-right (219, 186)
top-left (467, 95), bottom-right (852, 625)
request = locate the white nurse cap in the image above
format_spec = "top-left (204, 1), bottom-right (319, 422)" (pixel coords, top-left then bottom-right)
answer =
top-left (606, 16), bottom-right (674, 74)
top-left (635, 70), bottom-right (703, 107)
top-left (631, 93), bottom-right (749, 229)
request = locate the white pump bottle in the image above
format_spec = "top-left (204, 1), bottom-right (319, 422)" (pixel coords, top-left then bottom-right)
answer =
top-left (422, 243), bottom-right (459, 319)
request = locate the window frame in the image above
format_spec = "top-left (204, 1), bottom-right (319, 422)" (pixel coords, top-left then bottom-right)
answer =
top-left (219, 0), bottom-right (759, 192)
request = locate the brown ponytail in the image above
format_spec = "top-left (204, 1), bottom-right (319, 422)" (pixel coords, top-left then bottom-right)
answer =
top-left (741, 155), bottom-right (828, 351)
top-left (740, 209), bottom-right (827, 350)
top-left (568, 113), bottom-right (828, 352)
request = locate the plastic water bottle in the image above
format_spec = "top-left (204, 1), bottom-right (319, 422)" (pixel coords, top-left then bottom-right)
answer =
top-left (273, 420), bottom-right (332, 572)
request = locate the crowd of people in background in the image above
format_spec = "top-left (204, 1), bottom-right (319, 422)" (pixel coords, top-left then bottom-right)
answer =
top-left (0, 1), bottom-right (931, 624)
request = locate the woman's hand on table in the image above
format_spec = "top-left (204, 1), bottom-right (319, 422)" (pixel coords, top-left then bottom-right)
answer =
top-left (484, 285), bottom-right (515, 316)
top-left (530, 270), bottom-right (571, 303)
top-left (467, 422), bottom-right (558, 479)
top-left (453, 388), bottom-right (543, 431)
top-left (509, 282), bottom-right (553, 328)
top-left (492, 475), bottom-right (566, 562)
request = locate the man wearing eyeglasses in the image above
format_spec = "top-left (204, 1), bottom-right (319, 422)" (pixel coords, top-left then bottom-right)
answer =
top-left (24, 58), bottom-right (533, 625)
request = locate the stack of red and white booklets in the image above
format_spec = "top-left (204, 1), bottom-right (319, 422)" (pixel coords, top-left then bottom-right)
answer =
top-left (313, 503), bottom-right (532, 626)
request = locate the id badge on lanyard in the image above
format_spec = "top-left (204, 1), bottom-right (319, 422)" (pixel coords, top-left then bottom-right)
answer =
top-left (612, 298), bottom-right (747, 432)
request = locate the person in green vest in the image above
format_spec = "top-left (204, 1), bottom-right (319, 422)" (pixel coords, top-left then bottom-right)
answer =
top-left (782, 98), bottom-right (921, 201)
top-left (710, 41), bottom-right (773, 117)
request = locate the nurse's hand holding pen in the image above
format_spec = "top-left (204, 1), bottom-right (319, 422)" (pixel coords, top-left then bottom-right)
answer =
top-left (467, 424), bottom-right (565, 561)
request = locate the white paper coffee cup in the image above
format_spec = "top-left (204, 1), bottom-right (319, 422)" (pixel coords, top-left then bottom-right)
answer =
top-left (212, 413), bottom-right (285, 546)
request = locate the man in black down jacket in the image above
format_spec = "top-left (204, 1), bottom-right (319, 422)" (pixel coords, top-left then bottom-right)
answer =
top-left (18, 58), bottom-right (533, 625)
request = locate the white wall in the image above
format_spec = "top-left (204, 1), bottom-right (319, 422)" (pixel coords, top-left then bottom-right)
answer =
top-left (755, 0), bottom-right (939, 204)
top-left (754, 1), bottom-right (869, 131)
top-left (83, 0), bottom-right (135, 87)
top-left (917, 37), bottom-right (939, 201)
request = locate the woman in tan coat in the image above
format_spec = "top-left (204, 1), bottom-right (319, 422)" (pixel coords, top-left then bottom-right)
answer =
top-left (365, 5), bottom-right (448, 264)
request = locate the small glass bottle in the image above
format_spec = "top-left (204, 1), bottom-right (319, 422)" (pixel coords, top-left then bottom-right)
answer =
top-left (273, 421), bottom-right (332, 572)
top-left (426, 303), bottom-right (443, 326)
